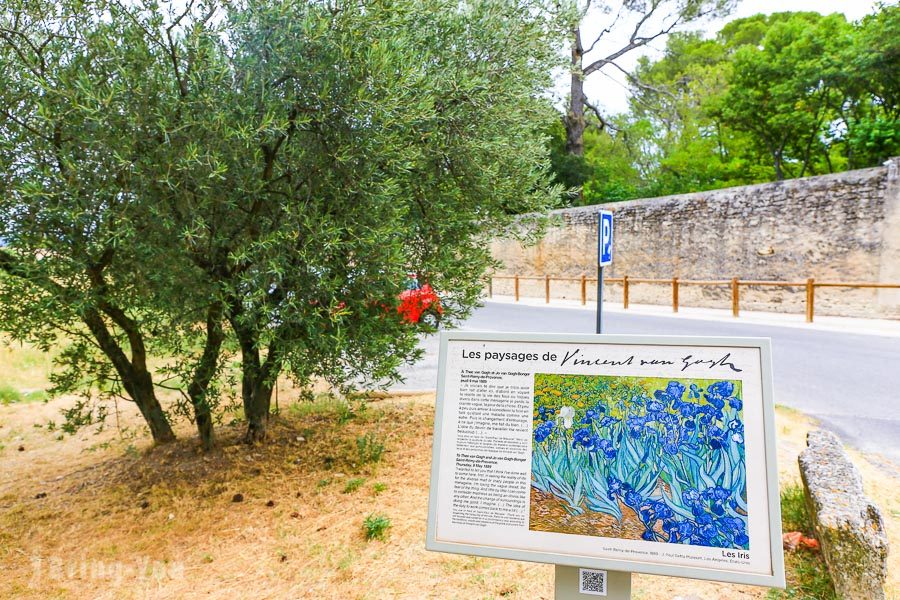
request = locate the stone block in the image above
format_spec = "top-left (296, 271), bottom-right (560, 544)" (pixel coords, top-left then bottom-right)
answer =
top-left (798, 429), bottom-right (889, 600)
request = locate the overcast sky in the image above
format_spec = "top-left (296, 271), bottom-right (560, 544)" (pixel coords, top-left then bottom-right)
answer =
top-left (559, 0), bottom-right (886, 115)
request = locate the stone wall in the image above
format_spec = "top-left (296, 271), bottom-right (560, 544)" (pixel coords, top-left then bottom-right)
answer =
top-left (491, 159), bottom-right (900, 319)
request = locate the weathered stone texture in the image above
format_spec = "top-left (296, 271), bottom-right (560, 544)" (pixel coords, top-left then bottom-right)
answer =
top-left (798, 429), bottom-right (889, 600)
top-left (492, 160), bottom-right (900, 318)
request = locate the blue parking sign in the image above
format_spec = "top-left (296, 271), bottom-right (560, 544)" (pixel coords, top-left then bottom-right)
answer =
top-left (598, 210), bottom-right (613, 266)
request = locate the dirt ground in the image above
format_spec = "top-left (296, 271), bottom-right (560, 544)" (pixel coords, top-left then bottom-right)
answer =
top-left (530, 488), bottom-right (651, 540)
top-left (0, 389), bottom-right (896, 600)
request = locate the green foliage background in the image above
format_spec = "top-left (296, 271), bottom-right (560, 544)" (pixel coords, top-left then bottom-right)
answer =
top-left (551, 6), bottom-right (900, 205)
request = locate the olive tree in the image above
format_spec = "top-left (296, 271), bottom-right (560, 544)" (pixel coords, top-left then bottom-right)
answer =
top-left (0, 0), bottom-right (189, 443)
top-left (1, 0), bottom-right (564, 447)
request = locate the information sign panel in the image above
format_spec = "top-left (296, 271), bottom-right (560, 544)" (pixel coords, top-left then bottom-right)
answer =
top-left (426, 331), bottom-right (785, 588)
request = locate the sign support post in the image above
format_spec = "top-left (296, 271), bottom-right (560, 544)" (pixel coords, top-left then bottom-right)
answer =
top-left (596, 265), bottom-right (604, 334)
top-left (558, 210), bottom-right (629, 598)
top-left (555, 566), bottom-right (631, 599)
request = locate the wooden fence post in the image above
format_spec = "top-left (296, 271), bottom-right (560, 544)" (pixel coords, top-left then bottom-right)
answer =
top-left (672, 277), bottom-right (679, 313)
top-left (623, 275), bottom-right (629, 309)
top-left (514, 274), bottom-right (519, 302)
top-left (732, 277), bottom-right (739, 317)
top-left (580, 274), bottom-right (586, 305)
top-left (545, 275), bottom-right (550, 304)
top-left (806, 278), bottom-right (815, 323)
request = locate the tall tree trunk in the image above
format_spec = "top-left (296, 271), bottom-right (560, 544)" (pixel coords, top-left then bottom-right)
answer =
top-left (228, 303), bottom-right (278, 444)
top-left (244, 376), bottom-right (274, 444)
top-left (565, 27), bottom-right (586, 157)
top-left (82, 308), bottom-right (176, 444)
top-left (187, 303), bottom-right (225, 451)
top-left (132, 368), bottom-right (176, 443)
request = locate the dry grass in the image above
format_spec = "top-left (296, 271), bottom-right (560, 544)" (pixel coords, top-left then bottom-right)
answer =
top-left (0, 389), bottom-right (896, 600)
top-left (0, 339), bottom-right (56, 398)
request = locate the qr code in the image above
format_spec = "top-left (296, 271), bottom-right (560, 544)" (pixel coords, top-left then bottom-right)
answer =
top-left (579, 568), bottom-right (607, 596)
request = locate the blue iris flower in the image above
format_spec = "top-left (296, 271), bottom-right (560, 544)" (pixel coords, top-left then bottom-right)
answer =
top-left (706, 381), bottom-right (734, 400)
top-left (677, 520), bottom-right (694, 540)
top-left (657, 412), bottom-right (677, 427)
top-left (627, 415), bottom-right (646, 438)
top-left (706, 395), bottom-right (725, 411)
top-left (597, 438), bottom-right (617, 460)
top-left (626, 500), bottom-right (675, 541)
top-left (697, 411), bottom-right (713, 427)
top-left (572, 427), bottom-right (592, 448)
top-left (664, 519), bottom-right (695, 543)
top-left (682, 488), bottom-right (701, 507)
top-left (653, 389), bottom-right (674, 406)
top-left (653, 501), bottom-right (674, 520)
top-left (647, 398), bottom-right (665, 413)
top-left (666, 382), bottom-right (686, 409)
top-left (718, 516), bottom-right (749, 546)
top-left (695, 513), bottom-right (717, 540)
top-left (583, 435), bottom-right (603, 452)
top-left (606, 476), bottom-right (623, 499)
top-left (538, 406), bottom-right (556, 422)
top-left (708, 426), bottom-right (727, 449)
top-left (719, 516), bottom-right (745, 536)
top-left (599, 415), bottom-right (619, 428)
top-left (667, 381), bottom-right (686, 399)
top-left (689, 383), bottom-right (702, 399)
top-left (624, 490), bottom-right (642, 508)
top-left (580, 409), bottom-right (597, 425)
top-left (679, 403), bottom-right (697, 418)
top-left (729, 397), bottom-right (743, 411)
top-left (663, 519), bottom-right (679, 541)
top-left (703, 486), bottom-right (731, 516)
top-left (534, 421), bottom-right (555, 442)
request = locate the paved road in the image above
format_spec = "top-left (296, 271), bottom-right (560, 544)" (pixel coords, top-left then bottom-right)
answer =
top-left (396, 301), bottom-right (900, 466)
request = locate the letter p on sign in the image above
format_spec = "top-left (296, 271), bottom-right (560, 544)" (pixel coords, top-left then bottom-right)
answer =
top-left (598, 210), bottom-right (613, 266)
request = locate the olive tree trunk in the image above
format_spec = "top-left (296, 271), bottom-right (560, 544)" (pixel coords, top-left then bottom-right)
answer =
top-left (186, 303), bottom-right (225, 450)
top-left (82, 307), bottom-right (176, 444)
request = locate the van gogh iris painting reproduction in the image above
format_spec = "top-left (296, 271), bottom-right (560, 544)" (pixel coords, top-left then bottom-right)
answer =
top-left (530, 374), bottom-right (749, 550)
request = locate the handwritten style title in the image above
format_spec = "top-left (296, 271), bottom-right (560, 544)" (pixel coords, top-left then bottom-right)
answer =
top-left (460, 347), bottom-right (742, 373)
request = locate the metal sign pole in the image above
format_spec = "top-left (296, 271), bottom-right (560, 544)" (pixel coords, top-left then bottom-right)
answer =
top-left (556, 209), bottom-right (630, 599)
top-left (596, 264), bottom-right (603, 334)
